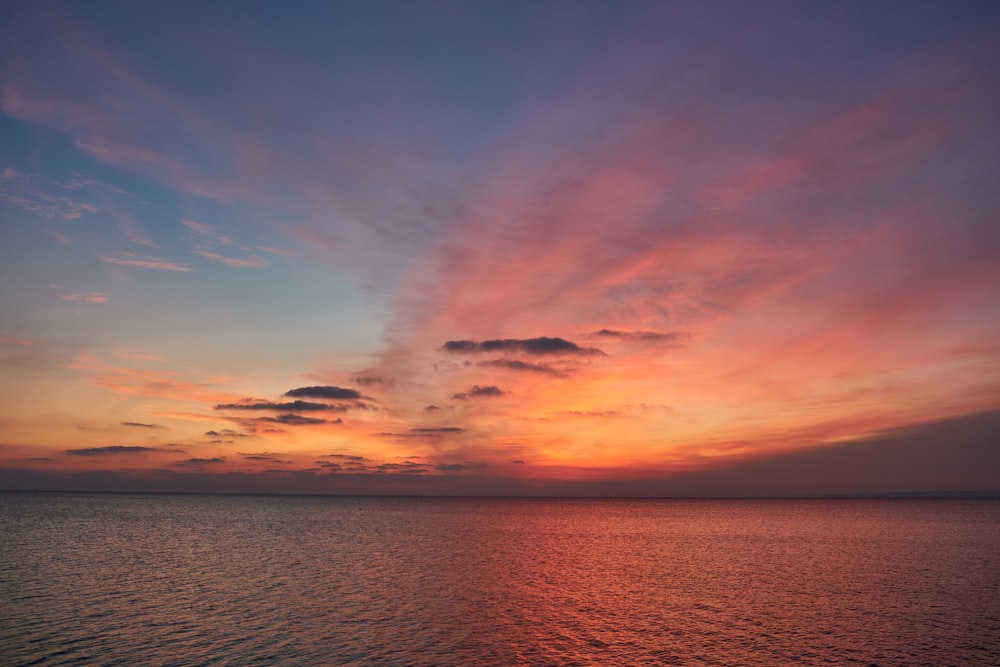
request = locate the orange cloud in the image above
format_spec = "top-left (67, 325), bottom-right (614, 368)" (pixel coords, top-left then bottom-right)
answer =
top-left (59, 291), bottom-right (107, 303)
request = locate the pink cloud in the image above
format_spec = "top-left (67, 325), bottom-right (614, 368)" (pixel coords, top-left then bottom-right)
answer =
top-left (0, 167), bottom-right (102, 220)
top-left (342, 24), bottom-right (1000, 469)
top-left (0, 9), bottom-right (246, 205)
top-left (181, 218), bottom-right (217, 238)
top-left (257, 246), bottom-right (295, 257)
top-left (68, 353), bottom-right (237, 405)
top-left (59, 291), bottom-right (107, 304)
top-left (100, 251), bottom-right (191, 272)
top-left (192, 249), bottom-right (268, 269)
top-left (2, 335), bottom-right (41, 347)
top-left (116, 352), bottom-right (167, 362)
top-left (181, 218), bottom-right (267, 267)
top-left (109, 209), bottom-right (158, 247)
top-left (46, 229), bottom-right (70, 245)
top-left (182, 219), bottom-right (237, 248)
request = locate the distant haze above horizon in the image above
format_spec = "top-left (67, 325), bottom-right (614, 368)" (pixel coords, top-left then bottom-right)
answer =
top-left (2, 1), bottom-right (999, 496)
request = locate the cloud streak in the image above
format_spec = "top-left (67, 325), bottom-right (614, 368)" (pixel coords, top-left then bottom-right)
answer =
top-left (58, 291), bottom-right (108, 304)
top-left (65, 445), bottom-right (159, 456)
top-left (215, 400), bottom-right (333, 412)
top-left (443, 337), bottom-right (604, 356)
top-left (192, 250), bottom-right (268, 269)
top-left (100, 252), bottom-right (191, 272)
top-left (452, 385), bottom-right (506, 400)
top-left (284, 386), bottom-right (368, 400)
top-left (476, 359), bottom-right (565, 375)
top-left (254, 414), bottom-right (335, 426)
top-left (592, 329), bottom-right (684, 344)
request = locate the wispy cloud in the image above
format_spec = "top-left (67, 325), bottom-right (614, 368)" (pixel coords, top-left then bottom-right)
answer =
top-left (591, 329), bottom-right (685, 344)
top-left (192, 249), bottom-right (268, 269)
top-left (476, 359), bottom-right (565, 375)
top-left (68, 352), bottom-right (234, 405)
top-left (65, 445), bottom-right (159, 456)
top-left (46, 229), bottom-right (71, 245)
top-left (2, 336), bottom-right (41, 347)
top-left (181, 218), bottom-right (225, 239)
top-left (0, 167), bottom-right (101, 220)
top-left (106, 207), bottom-right (159, 247)
top-left (182, 219), bottom-right (270, 268)
top-left (59, 291), bottom-right (108, 304)
top-left (215, 400), bottom-right (333, 412)
top-left (100, 251), bottom-right (191, 272)
top-left (443, 337), bottom-right (604, 356)
top-left (116, 352), bottom-right (167, 362)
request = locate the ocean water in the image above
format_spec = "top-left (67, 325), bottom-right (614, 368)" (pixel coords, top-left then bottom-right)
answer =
top-left (1, 494), bottom-right (998, 666)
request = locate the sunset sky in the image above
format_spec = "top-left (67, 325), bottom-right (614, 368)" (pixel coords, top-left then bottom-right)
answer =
top-left (2, 1), bottom-right (999, 496)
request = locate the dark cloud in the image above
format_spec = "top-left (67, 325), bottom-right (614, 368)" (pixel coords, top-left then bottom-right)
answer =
top-left (205, 429), bottom-right (248, 437)
top-left (24, 456), bottom-right (54, 462)
top-left (313, 458), bottom-right (377, 474)
top-left (284, 385), bottom-right (368, 400)
top-left (321, 453), bottom-right (369, 461)
top-left (241, 454), bottom-right (288, 462)
top-left (121, 421), bottom-right (165, 429)
top-left (468, 385), bottom-right (504, 397)
top-left (568, 410), bottom-right (624, 417)
top-left (175, 457), bottom-right (225, 465)
top-left (452, 385), bottom-right (505, 400)
top-left (256, 414), bottom-right (332, 426)
top-left (353, 377), bottom-right (384, 387)
top-left (215, 400), bottom-right (332, 411)
top-left (65, 445), bottom-right (158, 456)
top-left (436, 463), bottom-right (466, 471)
top-left (375, 461), bottom-right (429, 474)
top-left (477, 359), bottom-right (564, 375)
top-left (3, 407), bottom-right (998, 498)
top-left (424, 404), bottom-right (442, 411)
top-left (592, 329), bottom-right (684, 344)
top-left (512, 459), bottom-right (525, 464)
top-left (378, 427), bottom-right (464, 438)
top-left (443, 336), bottom-right (604, 356)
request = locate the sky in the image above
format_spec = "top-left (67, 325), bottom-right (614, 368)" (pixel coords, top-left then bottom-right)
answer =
top-left (1, 0), bottom-right (999, 496)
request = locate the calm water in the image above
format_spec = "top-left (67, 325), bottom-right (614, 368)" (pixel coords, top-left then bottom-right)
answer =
top-left (1, 494), bottom-right (998, 666)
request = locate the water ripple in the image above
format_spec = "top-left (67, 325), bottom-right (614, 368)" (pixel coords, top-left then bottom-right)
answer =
top-left (2, 494), bottom-right (998, 665)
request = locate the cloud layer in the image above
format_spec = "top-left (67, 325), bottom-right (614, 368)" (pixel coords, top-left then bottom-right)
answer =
top-left (1, 1), bottom-right (998, 495)
top-left (443, 338), bottom-right (604, 356)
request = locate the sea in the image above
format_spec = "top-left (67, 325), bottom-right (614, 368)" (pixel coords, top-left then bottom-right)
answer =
top-left (1, 493), bottom-right (998, 666)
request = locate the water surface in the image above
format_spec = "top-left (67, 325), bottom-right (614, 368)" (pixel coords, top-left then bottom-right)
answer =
top-left (2, 493), bottom-right (998, 665)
